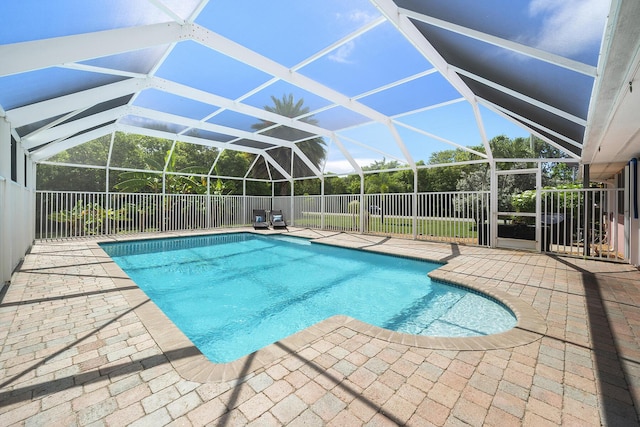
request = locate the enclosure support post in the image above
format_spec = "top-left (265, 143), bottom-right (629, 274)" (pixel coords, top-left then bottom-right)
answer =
top-left (535, 162), bottom-right (542, 251)
top-left (320, 178), bottom-right (325, 230)
top-left (105, 132), bottom-right (115, 235)
top-left (270, 182), bottom-right (274, 212)
top-left (490, 163), bottom-right (498, 248)
top-left (583, 164), bottom-right (591, 257)
top-left (242, 179), bottom-right (246, 227)
top-left (360, 175), bottom-right (365, 234)
top-left (412, 170), bottom-right (418, 240)
top-left (207, 176), bottom-right (211, 228)
top-left (290, 180), bottom-right (294, 227)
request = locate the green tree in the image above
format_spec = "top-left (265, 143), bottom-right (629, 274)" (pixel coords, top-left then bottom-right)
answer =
top-left (36, 136), bottom-right (111, 191)
top-left (251, 94), bottom-right (327, 187)
top-left (362, 159), bottom-right (410, 194)
top-left (324, 175), bottom-right (349, 195)
top-left (421, 148), bottom-right (481, 192)
top-left (115, 148), bottom-right (211, 195)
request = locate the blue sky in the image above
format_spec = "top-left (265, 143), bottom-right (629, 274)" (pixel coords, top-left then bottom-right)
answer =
top-left (190, 0), bottom-right (608, 174)
top-left (1, 0), bottom-right (610, 175)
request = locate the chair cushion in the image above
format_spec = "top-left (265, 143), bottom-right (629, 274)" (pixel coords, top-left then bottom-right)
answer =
top-left (255, 216), bottom-right (263, 222)
top-left (273, 215), bottom-right (282, 221)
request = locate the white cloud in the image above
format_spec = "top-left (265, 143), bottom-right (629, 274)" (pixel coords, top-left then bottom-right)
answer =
top-left (324, 158), bottom-right (377, 175)
top-left (327, 8), bottom-right (378, 64)
top-left (528, 0), bottom-right (609, 57)
top-left (336, 9), bottom-right (378, 25)
top-left (347, 9), bottom-right (378, 24)
top-left (328, 40), bottom-right (355, 64)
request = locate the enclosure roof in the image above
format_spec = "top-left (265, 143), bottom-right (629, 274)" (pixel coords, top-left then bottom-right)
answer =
top-left (0, 0), bottom-right (629, 180)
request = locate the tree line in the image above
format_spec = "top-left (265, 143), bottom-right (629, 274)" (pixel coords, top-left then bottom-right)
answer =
top-left (37, 95), bottom-right (578, 205)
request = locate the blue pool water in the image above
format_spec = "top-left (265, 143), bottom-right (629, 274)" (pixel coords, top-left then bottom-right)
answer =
top-left (101, 233), bottom-right (516, 363)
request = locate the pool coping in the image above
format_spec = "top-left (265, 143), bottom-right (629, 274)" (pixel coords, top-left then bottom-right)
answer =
top-left (91, 229), bottom-right (547, 383)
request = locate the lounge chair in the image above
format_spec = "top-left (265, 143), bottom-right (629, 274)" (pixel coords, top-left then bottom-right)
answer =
top-left (270, 210), bottom-right (287, 229)
top-left (252, 209), bottom-right (269, 229)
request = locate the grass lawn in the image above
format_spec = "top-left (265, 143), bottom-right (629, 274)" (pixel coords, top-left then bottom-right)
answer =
top-left (296, 212), bottom-right (478, 239)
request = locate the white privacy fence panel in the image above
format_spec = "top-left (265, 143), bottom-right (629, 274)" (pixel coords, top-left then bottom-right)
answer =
top-left (1, 179), bottom-right (35, 284)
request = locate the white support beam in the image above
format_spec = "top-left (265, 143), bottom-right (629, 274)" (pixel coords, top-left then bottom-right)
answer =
top-left (453, 66), bottom-right (588, 126)
top-left (330, 135), bottom-right (364, 177)
top-left (208, 149), bottom-right (223, 175)
top-left (369, 0), bottom-right (491, 159)
top-left (244, 155), bottom-right (261, 179)
top-left (292, 16), bottom-right (386, 71)
top-left (31, 124), bottom-right (117, 161)
top-left (399, 8), bottom-right (597, 77)
top-left (480, 98), bottom-right (583, 159)
top-left (6, 78), bottom-right (148, 127)
top-left (114, 123), bottom-right (292, 180)
top-left (116, 123), bottom-right (262, 155)
top-left (22, 105), bottom-right (92, 142)
top-left (186, 24), bottom-right (405, 135)
top-left (152, 78), bottom-right (334, 138)
top-left (370, 0), bottom-right (477, 103)
top-left (130, 103), bottom-right (322, 176)
top-left (147, 0), bottom-right (186, 24)
top-left (471, 102), bottom-right (494, 161)
top-left (337, 134), bottom-right (405, 164)
top-left (392, 121), bottom-right (488, 159)
top-left (22, 106), bottom-right (129, 149)
top-left (388, 121), bottom-right (416, 170)
top-left (0, 22), bottom-right (187, 77)
top-left (129, 105), bottom-right (323, 177)
top-left (352, 69), bottom-right (438, 101)
top-left (59, 63), bottom-right (148, 79)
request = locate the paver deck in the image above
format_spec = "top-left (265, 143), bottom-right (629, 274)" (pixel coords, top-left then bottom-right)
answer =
top-left (1, 228), bottom-right (639, 426)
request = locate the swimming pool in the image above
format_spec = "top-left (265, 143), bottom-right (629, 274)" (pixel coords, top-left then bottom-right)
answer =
top-left (101, 233), bottom-right (517, 363)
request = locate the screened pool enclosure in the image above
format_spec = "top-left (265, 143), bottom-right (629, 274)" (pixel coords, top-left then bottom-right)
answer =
top-left (2, 0), bottom-right (640, 284)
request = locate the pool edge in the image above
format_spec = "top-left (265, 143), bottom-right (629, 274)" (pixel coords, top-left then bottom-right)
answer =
top-left (90, 229), bottom-right (547, 384)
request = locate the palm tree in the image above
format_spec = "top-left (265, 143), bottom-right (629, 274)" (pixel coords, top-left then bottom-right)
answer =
top-left (251, 94), bottom-right (326, 184)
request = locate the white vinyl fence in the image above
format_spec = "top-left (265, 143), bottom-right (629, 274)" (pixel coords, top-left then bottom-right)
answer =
top-left (541, 187), bottom-right (625, 261)
top-left (36, 191), bottom-right (271, 239)
top-left (290, 192), bottom-right (490, 245)
top-left (35, 188), bottom-right (629, 263)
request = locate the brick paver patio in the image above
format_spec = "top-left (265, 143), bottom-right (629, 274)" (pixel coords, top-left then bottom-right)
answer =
top-left (1, 228), bottom-right (639, 426)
